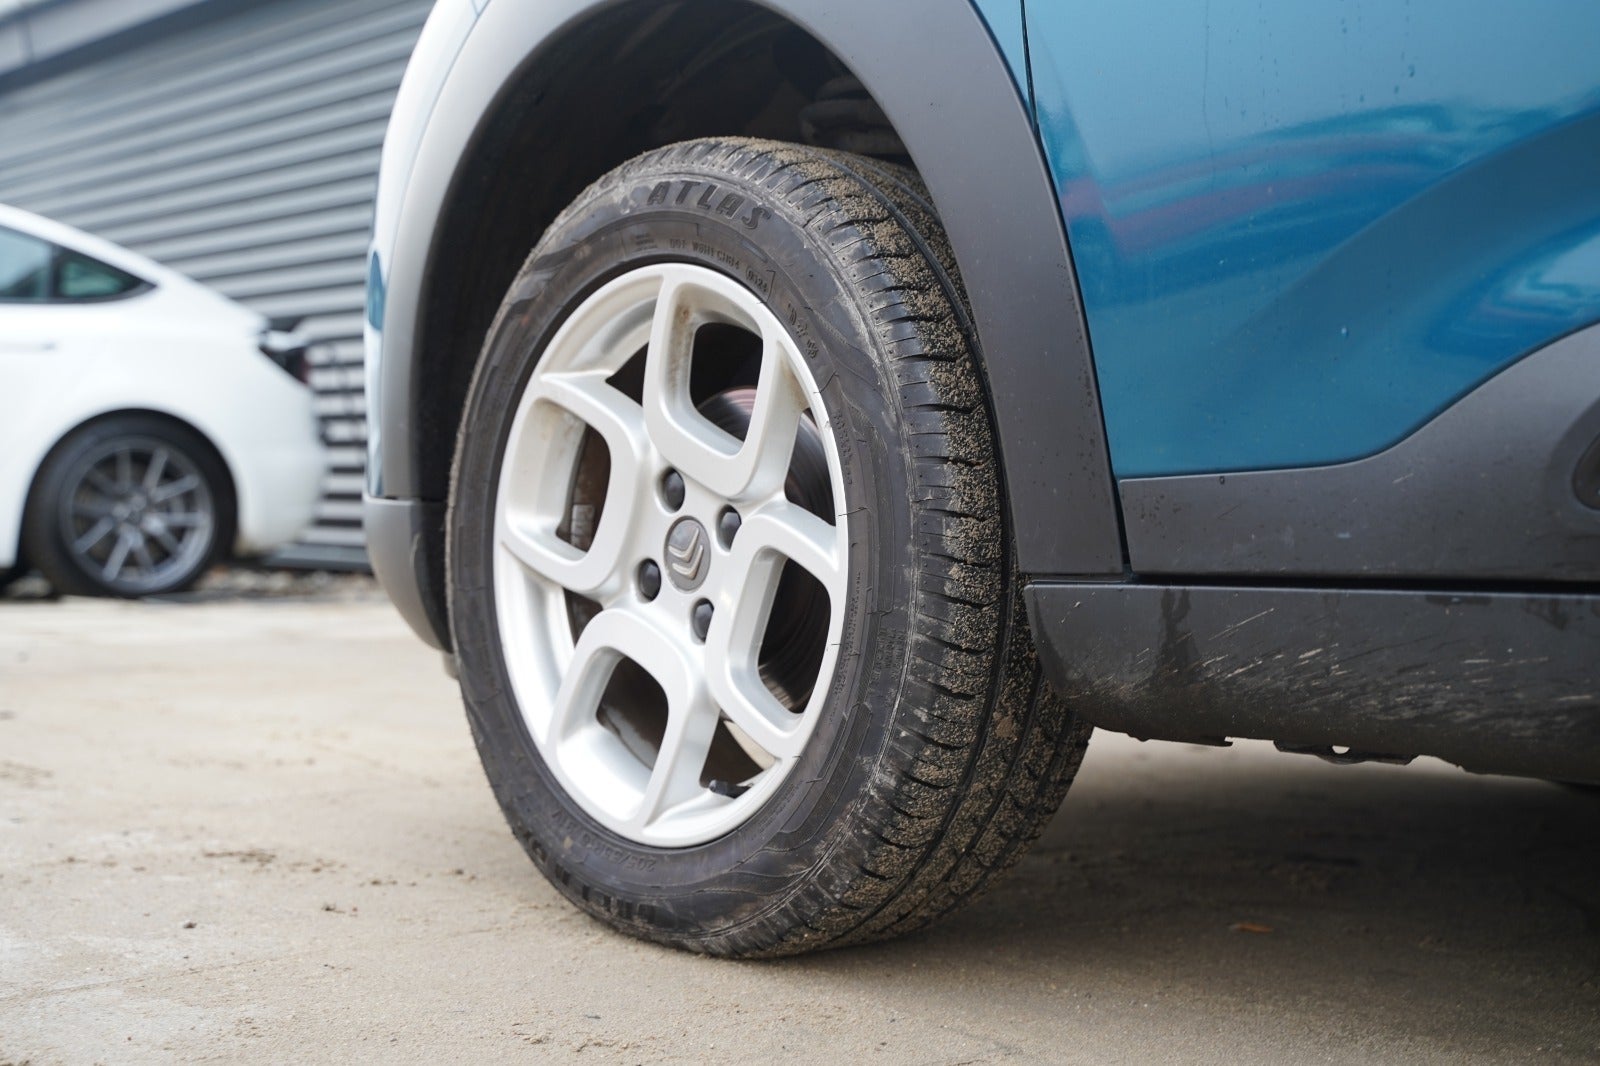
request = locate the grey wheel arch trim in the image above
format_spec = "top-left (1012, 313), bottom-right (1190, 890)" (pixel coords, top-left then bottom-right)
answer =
top-left (365, 495), bottom-right (449, 651)
top-left (365, 0), bottom-right (1126, 650)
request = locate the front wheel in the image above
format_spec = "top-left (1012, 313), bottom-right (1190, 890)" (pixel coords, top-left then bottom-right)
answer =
top-left (22, 415), bottom-right (232, 598)
top-left (449, 138), bottom-right (1091, 957)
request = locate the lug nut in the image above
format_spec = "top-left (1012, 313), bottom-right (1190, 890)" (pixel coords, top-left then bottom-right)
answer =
top-left (660, 469), bottom-right (686, 511)
top-left (637, 560), bottom-right (662, 601)
top-left (691, 599), bottom-right (714, 642)
top-left (716, 507), bottom-right (741, 548)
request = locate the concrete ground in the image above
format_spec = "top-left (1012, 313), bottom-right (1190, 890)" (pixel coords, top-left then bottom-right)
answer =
top-left (0, 583), bottom-right (1596, 1064)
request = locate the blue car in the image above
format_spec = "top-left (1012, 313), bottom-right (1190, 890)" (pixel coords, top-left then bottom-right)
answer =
top-left (364, 0), bottom-right (1600, 956)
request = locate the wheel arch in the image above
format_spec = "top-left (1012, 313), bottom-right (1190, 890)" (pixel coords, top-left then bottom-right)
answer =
top-left (372, 0), bottom-right (1125, 648)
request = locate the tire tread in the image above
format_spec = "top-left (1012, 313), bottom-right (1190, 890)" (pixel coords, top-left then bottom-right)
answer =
top-left (653, 139), bottom-right (1088, 956)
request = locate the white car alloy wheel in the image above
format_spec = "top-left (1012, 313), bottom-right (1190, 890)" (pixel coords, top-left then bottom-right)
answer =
top-left (493, 263), bottom-right (848, 847)
top-left (448, 139), bottom-right (1089, 958)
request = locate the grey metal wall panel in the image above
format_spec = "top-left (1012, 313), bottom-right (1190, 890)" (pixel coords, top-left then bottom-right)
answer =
top-left (0, 0), bottom-right (434, 557)
top-left (0, 0), bottom-right (214, 80)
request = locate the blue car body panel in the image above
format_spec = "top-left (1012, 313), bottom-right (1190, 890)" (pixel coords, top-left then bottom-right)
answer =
top-left (990, 0), bottom-right (1600, 477)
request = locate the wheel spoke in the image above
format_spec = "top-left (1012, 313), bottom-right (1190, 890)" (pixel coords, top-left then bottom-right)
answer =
top-left (130, 538), bottom-right (156, 573)
top-left (543, 615), bottom-right (624, 746)
top-left (737, 333), bottom-right (809, 496)
top-left (142, 448), bottom-right (169, 491)
top-left (85, 469), bottom-right (120, 497)
top-left (102, 531), bottom-right (133, 581)
top-left (499, 372), bottom-right (650, 601)
top-left (497, 513), bottom-right (615, 600)
top-left (632, 688), bottom-right (719, 830)
top-left (114, 448), bottom-right (133, 491)
top-left (703, 501), bottom-right (843, 760)
top-left (149, 525), bottom-right (183, 557)
top-left (545, 609), bottom-right (685, 734)
top-left (541, 606), bottom-right (721, 827)
top-left (710, 669), bottom-right (805, 760)
top-left (531, 371), bottom-right (647, 442)
top-left (642, 270), bottom-right (808, 503)
top-left (150, 475), bottom-right (199, 504)
top-left (159, 512), bottom-right (208, 528)
top-left (72, 516), bottom-right (116, 553)
top-left (526, 372), bottom-right (651, 496)
top-left (732, 501), bottom-right (844, 587)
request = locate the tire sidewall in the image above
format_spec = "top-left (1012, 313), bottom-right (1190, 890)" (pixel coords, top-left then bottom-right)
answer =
top-left (450, 155), bottom-right (921, 937)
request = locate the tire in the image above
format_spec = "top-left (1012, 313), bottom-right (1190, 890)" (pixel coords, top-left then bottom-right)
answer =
top-left (22, 414), bottom-right (233, 598)
top-left (449, 137), bottom-right (1092, 957)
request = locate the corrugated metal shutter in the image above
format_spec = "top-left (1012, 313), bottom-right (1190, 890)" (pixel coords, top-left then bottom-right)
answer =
top-left (0, 0), bottom-right (434, 566)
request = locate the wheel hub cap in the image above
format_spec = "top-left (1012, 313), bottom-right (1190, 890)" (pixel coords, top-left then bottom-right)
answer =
top-left (663, 517), bottom-right (710, 591)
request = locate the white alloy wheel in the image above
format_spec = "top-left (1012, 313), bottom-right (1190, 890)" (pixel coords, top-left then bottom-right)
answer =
top-left (492, 264), bottom-right (849, 847)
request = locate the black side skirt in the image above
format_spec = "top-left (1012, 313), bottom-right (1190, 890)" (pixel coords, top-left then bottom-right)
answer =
top-left (1027, 583), bottom-right (1600, 784)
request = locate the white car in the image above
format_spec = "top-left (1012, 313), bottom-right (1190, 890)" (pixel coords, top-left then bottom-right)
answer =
top-left (0, 204), bottom-right (324, 597)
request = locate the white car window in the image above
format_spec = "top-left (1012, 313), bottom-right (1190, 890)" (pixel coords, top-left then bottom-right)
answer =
top-left (0, 226), bottom-right (51, 302)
